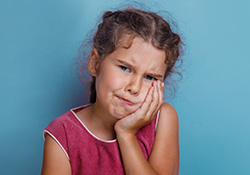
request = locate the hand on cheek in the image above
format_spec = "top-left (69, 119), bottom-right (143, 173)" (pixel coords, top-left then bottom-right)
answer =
top-left (114, 80), bottom-right (165, 136)
top-left (146, 80), bottom-right (164, 119)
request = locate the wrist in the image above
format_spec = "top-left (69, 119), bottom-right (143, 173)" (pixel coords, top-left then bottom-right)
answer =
top-left (116, 133), bottom-right (137, 146)
top-left (115, 129), bottom-right (137, 141)
top-left (114, 121), bottom-right (137, 136)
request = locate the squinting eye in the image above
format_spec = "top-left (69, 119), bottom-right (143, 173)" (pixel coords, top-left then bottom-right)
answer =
top-left (145, 75), bottom-right (157, 81)
top-left (120, 66), bottom-right (130, 72)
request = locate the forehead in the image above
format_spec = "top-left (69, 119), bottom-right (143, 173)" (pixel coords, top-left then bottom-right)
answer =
top-left (110, 37), bottom-right (167, 73)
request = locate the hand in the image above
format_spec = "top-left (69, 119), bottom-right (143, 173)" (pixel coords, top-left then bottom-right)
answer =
top-left (114, 80), bottom-right (165, 136)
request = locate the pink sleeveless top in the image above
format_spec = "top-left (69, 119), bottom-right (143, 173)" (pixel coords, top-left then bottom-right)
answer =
top-left (43, 105), bottom-right (159, 175)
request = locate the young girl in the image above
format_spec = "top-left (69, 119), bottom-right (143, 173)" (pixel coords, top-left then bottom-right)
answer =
top-left (41, 7), bottom-right (182, 175)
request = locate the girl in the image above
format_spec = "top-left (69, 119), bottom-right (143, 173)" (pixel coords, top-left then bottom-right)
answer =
top-left (41, 7), bottom-right (182, 175)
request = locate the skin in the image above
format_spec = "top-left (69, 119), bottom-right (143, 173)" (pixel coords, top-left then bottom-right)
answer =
top-left (41, 37), bottom-right (179, 175)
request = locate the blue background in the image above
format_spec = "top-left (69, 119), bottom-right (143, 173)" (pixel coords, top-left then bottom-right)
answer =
top-left (1, 0), bottom-right (250, 174)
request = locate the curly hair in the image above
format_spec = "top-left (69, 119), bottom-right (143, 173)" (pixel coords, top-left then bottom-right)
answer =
top-left (76, 8), bottom-right (183, 103)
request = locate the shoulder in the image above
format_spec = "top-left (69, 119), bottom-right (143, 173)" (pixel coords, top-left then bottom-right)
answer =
top-left (157, 102), bottom-right (179, 129)
top-left (159, 102), bottom-right (178, 118)
top-left (43, 109), bottom-right (79, 156)
top-left (42, 130), bottom-right (72, 175)
top-left (51, 110), bottom-right (74, 124)
top-left (156, 102), bottom-right (179, 140)
top-left (44, 110), bottom-right (76, 133)
top-left (148, 102), bottom-right (179, 174)
top-left (42, 110), bottom-right (75, 174)
top-left (156, 102), bottom-right (179, 147)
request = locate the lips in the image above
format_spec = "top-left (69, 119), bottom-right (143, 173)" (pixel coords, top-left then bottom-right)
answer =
top-left (118, 97), bottom-right (135, 106)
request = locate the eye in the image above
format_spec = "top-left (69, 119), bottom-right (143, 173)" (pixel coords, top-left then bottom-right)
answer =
top-left (120, 66), bottom-right (130, 72)
top-left (144, 75), bottom-right (157, 81)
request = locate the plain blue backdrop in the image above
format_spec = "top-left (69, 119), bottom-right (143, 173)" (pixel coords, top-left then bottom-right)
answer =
top-left (1, 0), bottom-right (250, 174)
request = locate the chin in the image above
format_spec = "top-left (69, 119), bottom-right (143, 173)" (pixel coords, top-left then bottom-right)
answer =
top-left (111, 107), bottom-right (133, 119)
top-left (113, 111), bottom-right (128, 119)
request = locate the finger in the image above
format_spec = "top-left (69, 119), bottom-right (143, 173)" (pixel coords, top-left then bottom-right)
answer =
top-left (137, 85), bottom-right (154, 116)
top-left (147, 81), bottom-right (161, 119)
top-left (124, 86), bottom-right (154, 131)
top-left (151, 81), bottom-right (160, 110)
top-left (152, 81), bottom-right (164, 115)
top-left (158, 81), bottom-right (164, 107)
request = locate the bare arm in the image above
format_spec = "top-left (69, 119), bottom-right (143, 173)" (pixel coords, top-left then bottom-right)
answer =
top-left (116, 103), bottom-right (179, 175)
top-left (148, 103), bottom-right (179, 174)
top-left (41, 134), bottom-right (71, 175)
top-left (115, 80), bottom-right (179, 175)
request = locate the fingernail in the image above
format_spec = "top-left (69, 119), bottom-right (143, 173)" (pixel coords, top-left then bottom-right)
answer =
top-left (161, 82), bottom-right (164, 87)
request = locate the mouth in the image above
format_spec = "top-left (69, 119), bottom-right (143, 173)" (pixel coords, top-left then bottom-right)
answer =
top-left (118, 96), bottom-right (135, 106)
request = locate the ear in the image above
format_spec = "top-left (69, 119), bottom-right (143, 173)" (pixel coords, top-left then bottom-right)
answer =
top-left (88, 48), bottom-right (101, 77)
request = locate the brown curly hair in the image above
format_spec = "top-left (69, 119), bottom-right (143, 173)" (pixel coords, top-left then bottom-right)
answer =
top-left (77, 8), bottom-right (183, 103)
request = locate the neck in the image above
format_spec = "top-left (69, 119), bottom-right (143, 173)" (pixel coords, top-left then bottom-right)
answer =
top-left (89, 102), bottom-right (118, 139)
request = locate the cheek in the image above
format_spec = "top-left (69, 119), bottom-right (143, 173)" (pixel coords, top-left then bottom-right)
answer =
top-left (111, 77), bottom-right (124, 88)
top-left (96, 69), bottom-right (124, 93)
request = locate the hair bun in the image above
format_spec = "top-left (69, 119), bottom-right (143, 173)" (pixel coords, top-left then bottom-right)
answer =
top-left (114, 11), bottom-right (125, 23)
top-left (102, 10), bottom-right (125, 23)
top-left (102, 11), bottom-right (114, 20)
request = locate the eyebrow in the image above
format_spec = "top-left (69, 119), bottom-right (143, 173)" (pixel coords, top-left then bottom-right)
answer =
top-left (117, 60), bottom-right (135, 69)
top-left (117, 59), bottom-right (164, 79)
top-left (148, 73), bottom-right (164, 79)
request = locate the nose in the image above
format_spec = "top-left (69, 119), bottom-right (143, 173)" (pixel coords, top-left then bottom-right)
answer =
top-left (125, 76), bottom-right (142, 96)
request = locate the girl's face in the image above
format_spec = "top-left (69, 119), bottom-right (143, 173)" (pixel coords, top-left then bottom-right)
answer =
top-left (91, 37), bottom-right (167, 119)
